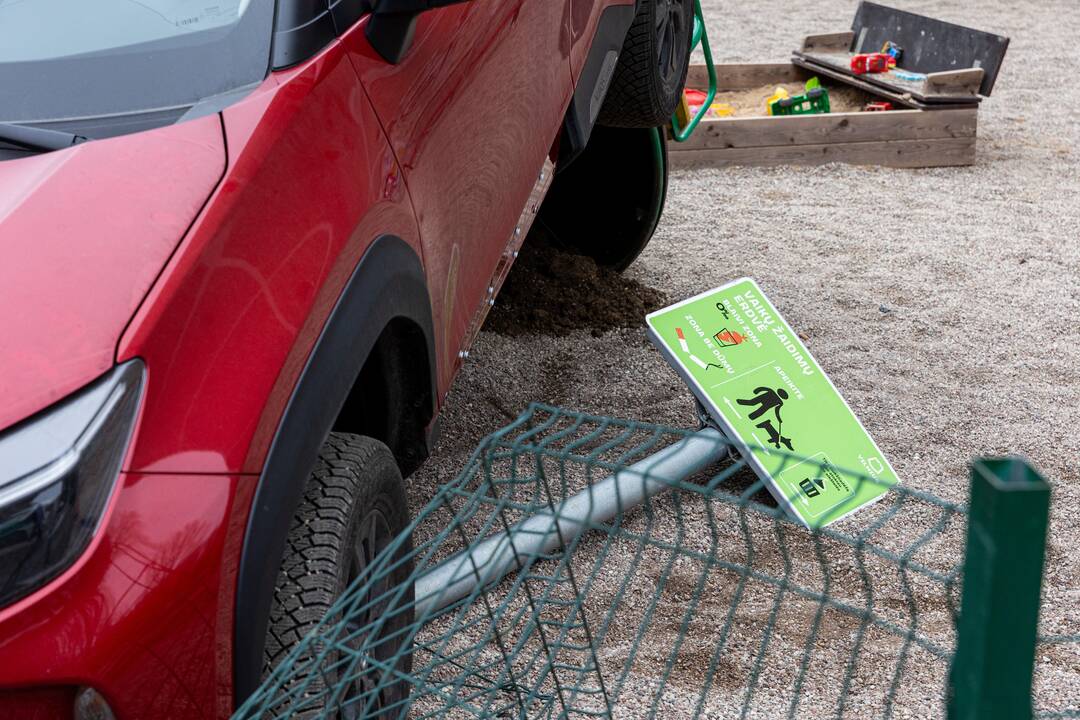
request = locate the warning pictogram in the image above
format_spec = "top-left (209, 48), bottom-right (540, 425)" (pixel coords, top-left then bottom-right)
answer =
top-left (714, 328), bottom-right (747, 348)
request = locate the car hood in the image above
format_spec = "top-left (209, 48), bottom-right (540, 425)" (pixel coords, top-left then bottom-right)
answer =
top-left (0, 115), bottom-right (225, 431)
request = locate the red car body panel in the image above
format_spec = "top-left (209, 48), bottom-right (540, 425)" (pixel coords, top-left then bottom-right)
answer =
top-left (342, 3), bottom-right (574, 393)
top-left (0, 472), bottom-right (251, 718)
top-left (117, 44), bottom-right (419, 474)
top-left (0, 117), bottom-right (224, 433)
top-left (0, 1), bottom-right (636, 717)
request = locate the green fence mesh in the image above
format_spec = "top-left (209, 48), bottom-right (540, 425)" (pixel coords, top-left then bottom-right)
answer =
top-left (236, 404), bottom-right (1076, 720)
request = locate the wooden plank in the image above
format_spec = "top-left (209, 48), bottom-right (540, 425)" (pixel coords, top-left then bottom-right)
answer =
top-left (673, 61), bottom-right (980, 170)
top-left (791, 57), bottom-right (980, 110)
top-left (685, 63), bottom-right (808, 91)
top-left (801, 31), bottom-right (855, 53)
top-left (792, 57), bottom-right (920, 108)
top-left (925, 68), bottom-right (984, 98)
top-left (668, 136), bottom-right (976, 170)
top-left (794, 50), bottom-right (984, 104)
top-left (851, 1), bottom-right (1010, 96)
top-left (672, 108), bottom-right (977, 151)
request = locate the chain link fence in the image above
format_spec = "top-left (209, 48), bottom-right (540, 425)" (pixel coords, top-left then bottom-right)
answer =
top-left (236, 404), bottom-right (1076, 720)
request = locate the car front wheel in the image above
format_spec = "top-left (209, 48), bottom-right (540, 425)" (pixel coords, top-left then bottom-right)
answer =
top-left (263, 433), bottom-right (414, 719)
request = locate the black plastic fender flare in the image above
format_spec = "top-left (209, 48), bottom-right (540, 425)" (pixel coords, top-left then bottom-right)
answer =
top-left (233, 234), bottom-right (436, 706)
top-left (558, 2), bottom-right (637, 168)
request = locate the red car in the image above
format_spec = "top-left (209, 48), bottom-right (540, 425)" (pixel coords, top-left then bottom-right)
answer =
top-left (0, 0), bottom-right (692, 717)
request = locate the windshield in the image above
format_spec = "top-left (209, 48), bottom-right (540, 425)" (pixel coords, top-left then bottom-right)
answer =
top-left (0, 0), bottom-right (252, 62)
top-left (0, 0), bottom-right (273, 133)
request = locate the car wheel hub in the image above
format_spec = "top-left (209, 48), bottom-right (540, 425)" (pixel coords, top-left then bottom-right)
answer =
top-left (655, 0), bottom-right (687, 91)
top-left (341, 507), bottom-right (397, 720)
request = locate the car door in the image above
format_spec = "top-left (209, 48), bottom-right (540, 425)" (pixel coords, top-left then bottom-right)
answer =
top-left (341, 1), bottom-right (572, 392)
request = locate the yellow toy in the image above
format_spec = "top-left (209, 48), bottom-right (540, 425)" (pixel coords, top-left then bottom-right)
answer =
top-left (678, 90), bottom-right (735, 123)
top-left (705, 102), bottom-right (734, 118)
top-left (765, 87), bottom-right (790, 116)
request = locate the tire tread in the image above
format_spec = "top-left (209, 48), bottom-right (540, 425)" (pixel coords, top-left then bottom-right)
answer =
top-left (261, 433), bottom-right (411, 718)
top-left (597, 0), bottom-right (693, 128)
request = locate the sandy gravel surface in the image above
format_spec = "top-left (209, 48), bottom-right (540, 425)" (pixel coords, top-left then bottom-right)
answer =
top-left (405, 1), bottom-right (1080, 716)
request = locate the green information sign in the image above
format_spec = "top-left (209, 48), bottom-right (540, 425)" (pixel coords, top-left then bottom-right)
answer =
top-left (646, 278), bottom-right (898, 527)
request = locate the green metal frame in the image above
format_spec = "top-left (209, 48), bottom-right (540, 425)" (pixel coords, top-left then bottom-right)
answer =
top-left (948, 459), bottom-right (1050, 720)
top-left (645, 126), bottom-right (667, 236)
top-left (237, 404), bottom-right (1076, 720)
top-left (669, 0), bottom-right (715, 143)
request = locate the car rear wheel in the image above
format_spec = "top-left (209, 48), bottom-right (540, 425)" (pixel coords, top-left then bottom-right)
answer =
top-left (597, 0), bottom-right (693, 128)
top-left (536, 125), bottom-right (667, 272)
top-left (263, 433), bottom-right (414, 719)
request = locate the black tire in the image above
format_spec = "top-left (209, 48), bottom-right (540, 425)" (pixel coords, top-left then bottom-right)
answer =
top-left (597, 0), bottom-right (693, 128)
top-left (263, 433), bottom-right (414, 720)
top-left (536, 125), bottom-right (667, 272)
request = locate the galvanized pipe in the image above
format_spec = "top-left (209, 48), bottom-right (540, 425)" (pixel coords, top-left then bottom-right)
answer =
top-left (413, 427), bottom-right (726, 620)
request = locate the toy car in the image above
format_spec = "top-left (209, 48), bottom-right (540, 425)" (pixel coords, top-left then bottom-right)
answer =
top-left (0, 0), bottom-right (693, 717)
top-left (851, 53), bottom-right (892, 74)
top-left (865, 101), bottom-right (895, 112)
top-left (881, 40), bottom-right (903, 65)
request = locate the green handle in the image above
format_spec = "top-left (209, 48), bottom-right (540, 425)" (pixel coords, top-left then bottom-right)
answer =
top-left (669, 0), bottom-right (715, 143)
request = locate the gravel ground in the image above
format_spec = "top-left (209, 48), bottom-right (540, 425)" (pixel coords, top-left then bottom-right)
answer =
top-left (405, 0), bottom-right (1080, 716)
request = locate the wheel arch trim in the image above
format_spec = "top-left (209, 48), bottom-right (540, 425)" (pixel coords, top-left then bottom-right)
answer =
top-left (232, 234), bottom-right (436, 706)
top-left (559, 3), bottom-right (637, 167)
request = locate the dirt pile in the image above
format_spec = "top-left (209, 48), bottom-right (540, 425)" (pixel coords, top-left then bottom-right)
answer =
top-left (485, 240), bottom-right (668, 338)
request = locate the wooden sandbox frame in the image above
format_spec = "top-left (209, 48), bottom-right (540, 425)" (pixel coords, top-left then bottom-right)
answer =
top-left (667, 62), bottom-right (979, 170)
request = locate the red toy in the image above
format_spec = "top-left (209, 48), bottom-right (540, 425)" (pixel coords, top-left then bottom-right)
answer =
top-left (851, 53), bottom-right (891, 74)
top-left (865, 101), bottom-right (894, 111)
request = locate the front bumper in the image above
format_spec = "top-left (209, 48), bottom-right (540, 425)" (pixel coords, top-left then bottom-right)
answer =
top-left (0, 472), bottom-right (255, 719)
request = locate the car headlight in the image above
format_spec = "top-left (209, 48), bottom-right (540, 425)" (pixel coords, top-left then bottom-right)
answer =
top-left (0, 360), bottom-right (144, 608)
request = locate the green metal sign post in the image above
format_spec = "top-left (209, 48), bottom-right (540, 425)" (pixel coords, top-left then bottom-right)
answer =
top-left (948, 458), bottom-right (1051, 720)
top-left (646, 278), bottom-right (899, 527)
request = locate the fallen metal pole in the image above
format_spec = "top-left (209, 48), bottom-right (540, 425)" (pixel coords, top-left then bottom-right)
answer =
top-left (413, 427), bottom-right (726, 620)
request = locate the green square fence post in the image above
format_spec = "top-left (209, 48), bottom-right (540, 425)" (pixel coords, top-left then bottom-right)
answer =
top-left (948, 457), bottom-right (1051, 720)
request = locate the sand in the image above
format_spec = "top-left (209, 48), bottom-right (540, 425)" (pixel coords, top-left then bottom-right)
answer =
top-left (403, 0), bottom-right (1080, 716)
top-left (704, 83), bottom-right (869, 117)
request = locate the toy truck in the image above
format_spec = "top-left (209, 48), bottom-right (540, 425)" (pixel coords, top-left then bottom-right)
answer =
top-left (770, 86), bottom-right (831, 116)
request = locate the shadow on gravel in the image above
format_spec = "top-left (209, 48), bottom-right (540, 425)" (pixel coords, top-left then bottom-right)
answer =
top-left (485, 237), bottom-right (668, 338)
